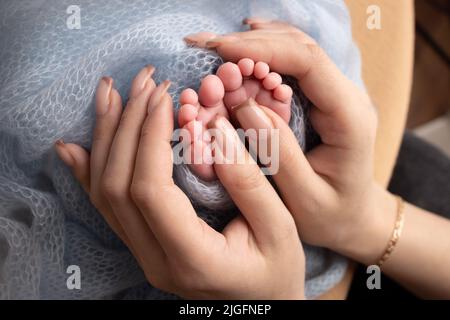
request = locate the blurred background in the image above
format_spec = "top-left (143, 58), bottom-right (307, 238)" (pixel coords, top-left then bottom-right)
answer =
top-left (410, 0), bottom-right (449, 156)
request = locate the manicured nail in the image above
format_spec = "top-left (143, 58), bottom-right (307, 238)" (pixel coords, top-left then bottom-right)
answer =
top-left (147, 80), bottom-right (171, 114)
top-left (205, 41), bottom-right (221, 49)
top-left (204, 35), bottom-right (240, 49)
top-left (232, 98), bottom-right (274, 130)
top-left (243, 17), bottom-right (271, 25)
top-left (137, 65), bottom-right (156, 95)
top-left (184, 32), bottom-right (217, 46)
top-left (184, 36), bottom-right (199, 45)
top-left (96, 77), bottom-right (113, 115)
top-left (55, 140), bottom-right (75, 167)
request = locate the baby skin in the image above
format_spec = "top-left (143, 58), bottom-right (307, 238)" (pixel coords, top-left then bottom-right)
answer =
top-left (178, 58), bottom-right (293, 180)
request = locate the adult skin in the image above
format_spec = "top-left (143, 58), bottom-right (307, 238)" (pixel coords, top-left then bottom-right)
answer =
top-left (332, 0), bottom-right (415, 299)
top-left (56, 67), bottom-right (305, 299)
top-left (57, 19), bottom-right (450, 299)
top-left (183, 19), bottom-right (449, 298)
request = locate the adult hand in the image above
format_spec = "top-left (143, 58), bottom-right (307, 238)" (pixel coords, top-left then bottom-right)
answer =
top-left (184, 18), bottom-right (390, 265)
top-left (55, 65), bottom-right (305, 299)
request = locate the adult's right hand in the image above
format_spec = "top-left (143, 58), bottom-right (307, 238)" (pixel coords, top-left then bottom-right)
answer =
top-left (184, 19), bottom-right (387, 265)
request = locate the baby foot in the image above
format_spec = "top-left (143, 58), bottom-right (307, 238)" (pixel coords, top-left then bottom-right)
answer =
top-left (177, 75), bottom-right (229, 181)
top-left (178, 58), bottom-right (292, 181)
top-left (217, 58), bottom-right (292, 122)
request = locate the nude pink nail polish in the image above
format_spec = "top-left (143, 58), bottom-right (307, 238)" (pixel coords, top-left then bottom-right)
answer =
top-left (96, 77), bottom-right (113, 115)
top-left (184, 32), bottom-right (217, 46)
top-left (140, 65), bottom-right (155, 93)
top-left (147, 80), bottom-right (171, 114)
top-left (55, 140), bottom-right (75, 167)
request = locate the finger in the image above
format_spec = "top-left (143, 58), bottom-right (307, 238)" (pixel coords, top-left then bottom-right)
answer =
top-left (88, 77), bottom-right (136, 244)
top-left (55, 140), bottom-right (90, 193)
top-left (184, 31), bottom-right (219, 47)
top-left (209, 37), bottom-right (359, 118)
top-left (103, 66), bottom-right (157, 185)
top-left (232, 99), bottom-right (334, 221)
top-left (101, 69), bottom-right (170, 270)
top-left (208, 113), bottom-right (296, 246)
top-left (91, 76), bottom-right (123, 202)
top-left (132, 90), bottom-right (222, 262)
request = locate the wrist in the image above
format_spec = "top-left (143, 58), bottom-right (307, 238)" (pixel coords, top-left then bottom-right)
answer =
top-left (332, 184), bottom-right (398, 265)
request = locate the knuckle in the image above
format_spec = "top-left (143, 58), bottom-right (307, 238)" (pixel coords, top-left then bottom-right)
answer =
top-left (305, 43), bottom-right (327, 65)
top-left (101, 176), bottom-right (128, 201)
top-left (230, 167), bottom-right (264, 191)
top-left (131, 181), bottom-right (174, 209)
top-left (277, 220), bottom-right (299, 244)
top-left (129, 181), bottom-right (154, 206)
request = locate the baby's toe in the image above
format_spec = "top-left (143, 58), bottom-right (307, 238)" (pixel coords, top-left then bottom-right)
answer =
top-left (216, 62), bottom-right (243, 91)
top-left (183, 122), bottom-right (216, 181)
top-left (198, 74), bottom-right (225, 107)
top-left (129, 65), bottom-right (156, 98)
top-left (180, 88), bottom-right (199, 106)
top-left (262, 72), bottom-right (282, 91)
top-left (187, 140), bottom-right (216, 181)
top-left (273, 84), bottom-right (293, 103)
top-left (178, 104), bottom-right (198, 128)
top-left (237, 58), bottom-right (255, 77)
top-left (255, 89), bottom-right (291, 123)
top-left (254, 61), bottom-right (270, 80)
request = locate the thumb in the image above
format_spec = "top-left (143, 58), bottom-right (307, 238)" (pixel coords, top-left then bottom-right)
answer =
top-left (212, 37), bottom-right (359, 118)
top-left (232, 98), bottom-right (319, 190)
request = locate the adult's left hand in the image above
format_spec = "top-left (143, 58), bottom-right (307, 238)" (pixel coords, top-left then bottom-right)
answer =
top-left (55, 66), bottom-right (305, 299)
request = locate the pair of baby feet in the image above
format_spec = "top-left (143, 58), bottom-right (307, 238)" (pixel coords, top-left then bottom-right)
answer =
top-left (177, 58), bottom-right (293, 181)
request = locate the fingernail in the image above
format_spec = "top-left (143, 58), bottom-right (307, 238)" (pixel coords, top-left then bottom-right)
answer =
top-left (184, 32), bottom-right (217, 46)
top-left (147, 80), bottom-right (171, 114)
top-left (232, 98), bottom-right (274, 130)
top-left (205, 36), bottom-right (239, 49)
top-left (55, 140), bottom-right (75, 167)
top-left (184, 35), bottom-right (199, 45)
top-left (96, 77), bottom-right (113, 115)
top-left (243, 17), bottom-right (271, 25)
top-left (137, 65), bottom-right (156, 95)
top-left (205, 41), bottom-right (221, 49)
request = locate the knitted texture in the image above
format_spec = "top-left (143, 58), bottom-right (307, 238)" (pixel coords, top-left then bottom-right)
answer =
top-left (0, 0), bottom-right (363, 299)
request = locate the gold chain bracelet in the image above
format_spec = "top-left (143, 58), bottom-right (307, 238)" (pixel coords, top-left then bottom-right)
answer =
top-left (377, 195), bottom-right (405, 268)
